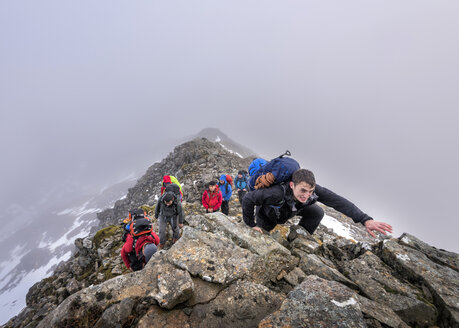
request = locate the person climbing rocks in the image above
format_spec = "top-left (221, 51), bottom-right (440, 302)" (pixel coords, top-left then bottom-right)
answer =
top-left (155, 191), bottom-right (184, 249)
top-left (121, 221), bottom-right (160, 271)
top-left (218, 174), bottom-right (233, 215)
top-left (243, 168), bottom-right (392, 237)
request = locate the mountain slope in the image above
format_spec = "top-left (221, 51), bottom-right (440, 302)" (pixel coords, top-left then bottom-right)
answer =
top-left (3, 137), bottom-right (459, 328)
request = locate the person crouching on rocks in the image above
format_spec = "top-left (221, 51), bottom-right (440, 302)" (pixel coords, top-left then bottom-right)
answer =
top-left (155, 191), bottom-right (184, 249)
top-left (121, 225), bottom-right (160, 272)
top-left (202, 180), bottom-right (222, 213)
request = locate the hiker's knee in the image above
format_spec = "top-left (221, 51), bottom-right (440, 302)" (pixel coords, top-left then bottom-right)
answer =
top-left (298, 204), bottom-right (324, 234)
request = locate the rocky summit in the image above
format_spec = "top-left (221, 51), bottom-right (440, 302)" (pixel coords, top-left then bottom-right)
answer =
top-left (3, 138), bottom-right (458, 328)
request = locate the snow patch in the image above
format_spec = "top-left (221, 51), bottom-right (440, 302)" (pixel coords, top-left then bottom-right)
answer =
top-left (331, 297), bottom-right (357, 307)
top-left (0, 245), bottom-right (27, 287)
top-left (217, 142), bottom-right (243, 158)
top-left (215, 136), bottom-right (221, 142)
top-left (400, 236), bottom-right (412, 244)
top-left (0, 251), bottom-right (72, 324)
top-left (321, 215), bottom-right (353, 240)
top-left (396, 253), bottom-right (411, 262)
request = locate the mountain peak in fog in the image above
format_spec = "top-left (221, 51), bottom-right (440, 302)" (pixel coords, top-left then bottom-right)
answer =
top-left (191, 127), bottom-right (257, 158)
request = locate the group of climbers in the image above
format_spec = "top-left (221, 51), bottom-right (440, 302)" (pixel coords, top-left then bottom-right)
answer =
top-left (121, 175), bottom-right (184, 271)
top-left (121, 151), bottom-right (393, 272)
top-left (201, 171), bottom-right (249, 214)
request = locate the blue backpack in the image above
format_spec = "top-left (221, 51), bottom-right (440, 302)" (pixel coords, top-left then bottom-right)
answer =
top-left (248, 151), bottom-right (300, 190)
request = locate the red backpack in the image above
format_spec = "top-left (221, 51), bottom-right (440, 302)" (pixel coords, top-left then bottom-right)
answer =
top-left (226, 174), bottom-right (233, 186)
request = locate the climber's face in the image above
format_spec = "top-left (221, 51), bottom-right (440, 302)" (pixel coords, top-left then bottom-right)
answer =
top-left (209, 185), bottom-right (216, 192)
top-left (290, 181), bottom-right (315, 203)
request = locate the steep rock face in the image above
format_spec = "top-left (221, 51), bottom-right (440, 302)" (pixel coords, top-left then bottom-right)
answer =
top-left (6, 211), bottom-right (459, 328)
top-left (3, 138), bottom-right (459, 328)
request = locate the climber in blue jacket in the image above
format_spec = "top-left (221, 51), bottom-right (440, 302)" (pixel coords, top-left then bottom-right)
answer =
top-left (219, 174), bottom-right (233, 215)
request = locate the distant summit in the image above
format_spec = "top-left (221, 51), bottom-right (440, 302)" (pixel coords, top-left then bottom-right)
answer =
top-left (187, 128), bottom-right (256, 159)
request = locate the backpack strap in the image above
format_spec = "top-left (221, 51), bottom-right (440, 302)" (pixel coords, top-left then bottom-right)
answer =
top-left (269, 183), bottom-right (287, 209)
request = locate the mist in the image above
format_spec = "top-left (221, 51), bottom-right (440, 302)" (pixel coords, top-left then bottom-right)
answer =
top-left (1, 1), bottom-right (458, 252)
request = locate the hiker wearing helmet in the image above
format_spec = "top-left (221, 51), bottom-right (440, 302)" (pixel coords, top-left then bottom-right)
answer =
top-left (243, 168), bottom-right (392, 238)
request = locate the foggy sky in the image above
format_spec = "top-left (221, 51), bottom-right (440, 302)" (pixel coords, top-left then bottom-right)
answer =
top-left (1, 1), bottom-right (458, 252)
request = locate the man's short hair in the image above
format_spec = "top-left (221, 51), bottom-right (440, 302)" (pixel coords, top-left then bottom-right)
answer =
top-left (292, 169), bottom-right (316, 186)
top-left (208, 180), bottom-right (217, 186)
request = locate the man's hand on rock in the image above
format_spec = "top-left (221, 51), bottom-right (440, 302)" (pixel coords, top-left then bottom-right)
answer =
top-left (364, 220), bottom-right (393, 238)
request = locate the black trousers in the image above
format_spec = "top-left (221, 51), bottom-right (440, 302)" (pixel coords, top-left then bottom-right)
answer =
top-left (256, 203), bottom-right (324, 234)
top-left (221, 200), bottom-right (229, 215)
top-left (237, 190), bottom-right (247, 205)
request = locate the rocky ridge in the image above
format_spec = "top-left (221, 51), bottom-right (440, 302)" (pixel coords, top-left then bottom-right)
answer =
top-left (3, 138), bottom-right (458, 328)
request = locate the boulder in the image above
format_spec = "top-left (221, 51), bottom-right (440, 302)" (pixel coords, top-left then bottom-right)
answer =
top-left (381, 238), bottom-right (459, 327)
top-left (343, 251), bottom-right (437, 326)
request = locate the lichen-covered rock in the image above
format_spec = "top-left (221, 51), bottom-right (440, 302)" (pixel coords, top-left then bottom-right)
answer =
top-left (196, 212), bottom-right (297, 284)
top-left (381, 238), bottom-right (459, 327)
top-left (154, 262), bottom-right (194, 309)
top-left (189, 280), bottom-right (284, 328)
top-left (344, 251), bottom-right (437, 326)
top-left (5, 137), bottom-right (459, 328)
top-left (258, 275), bottom-right (367, 327)
top-left (166, 226), bottom-right (256, 284)
top-left (398, 233), bottom-right (459, 271)
top-left (355, 294), bottom-right (410, 328)
top-left (299, 254), bottom-right (358, 290)
top-left (92, 298), bottom-right (136, 328)
top-left (283, 267), bottom-right (307, 286)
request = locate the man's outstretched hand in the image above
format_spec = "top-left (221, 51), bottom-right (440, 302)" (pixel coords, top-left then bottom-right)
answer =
top-left (364, 220), bottom-right (393, 238)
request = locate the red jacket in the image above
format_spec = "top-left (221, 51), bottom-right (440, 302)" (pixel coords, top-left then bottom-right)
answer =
top-left (121, 232), bottom-right (160, 269)
top-left (202, 186), bottom-right (223, 210)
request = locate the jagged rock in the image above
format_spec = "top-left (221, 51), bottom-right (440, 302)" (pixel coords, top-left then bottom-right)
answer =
top-left (381, 238), bottom-right (459, 327)
top-left (66, 278), bottom-right (82, 295)
top-left (399, 233), bottom-right (459, 271)
top-left (166, 226), bottom-right (256, 284)
top-left (111, 265), bottom-right (123, 275)
top-left (290, 235), bottom-right (321, 255)
top-left (205, 212), bottom-right (297, 283)
top-left (35, 263), bottom-right (158, 327)
top-left (259, 275), bottom-right (367, 327)
top-left (259, 275), bottom-right (409, 328)
top-left (185, 277), bottom-right (225, 307)
top-left (6, 137), bottom-right (459, 328)
top-left (344, 251), bottom-right (437, 326)
top-left (283, 267), bottom-right (307, 286)
top-left (154, 262), bottom-right (194, 309)
top-left (299, 254), bottom-right (358, 290)
top-left (93, 298), bottom-right (136, 328)
top-left (137, 307), bottom-right (191, 328)
top-left (189, 280), bottom-right (284, 328)
top-left (355, 294), bottom-right (411, 328)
